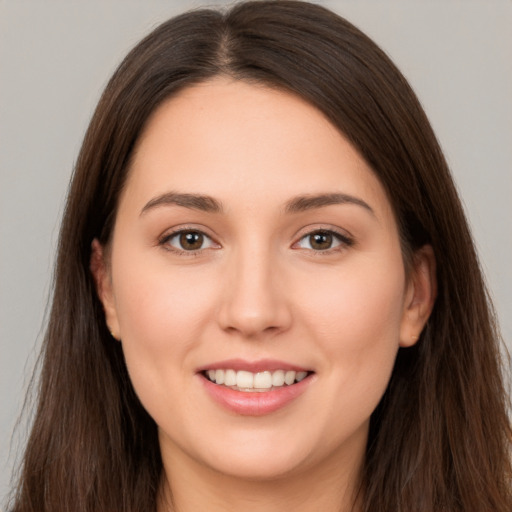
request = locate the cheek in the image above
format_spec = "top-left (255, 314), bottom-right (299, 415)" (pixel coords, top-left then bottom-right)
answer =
top-left (113, 248), bottom-right (215, 340)
top-left (109, 251), bottom-right (217, 403)
top-left (301, 254), bottom-right (405, 333)
top-left (296, 255), bottom-right (406, 403)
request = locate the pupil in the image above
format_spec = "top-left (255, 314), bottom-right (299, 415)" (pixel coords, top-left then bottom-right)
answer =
top-left (311, 232), bottom-right (332, 250)
top-left (180, 232), bottom-right (203, 250)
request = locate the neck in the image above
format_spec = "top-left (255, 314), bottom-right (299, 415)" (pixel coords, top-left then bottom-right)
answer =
top-left (157, 441), bottom-right (364, 512)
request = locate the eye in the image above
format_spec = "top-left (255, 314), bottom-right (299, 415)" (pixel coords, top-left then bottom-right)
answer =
top-left (295, 230), bottom-right (352, 251)
top-left (161, 230), bottom-right (217, 252)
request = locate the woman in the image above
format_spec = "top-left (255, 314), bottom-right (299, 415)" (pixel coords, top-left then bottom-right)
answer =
top-left (8, 1), bottom-right (511, 511)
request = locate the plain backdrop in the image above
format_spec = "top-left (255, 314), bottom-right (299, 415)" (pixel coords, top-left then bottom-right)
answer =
top-left (1, 0), bottom-right (511, 503)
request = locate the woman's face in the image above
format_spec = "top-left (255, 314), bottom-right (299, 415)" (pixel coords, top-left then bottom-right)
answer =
top-left (94, 78), bottom-right (434, 481)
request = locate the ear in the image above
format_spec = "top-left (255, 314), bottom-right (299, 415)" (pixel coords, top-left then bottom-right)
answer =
top-left (90, 239), bottom-right (120, 340)
top-left (399, 244), bottom-right (437, 347)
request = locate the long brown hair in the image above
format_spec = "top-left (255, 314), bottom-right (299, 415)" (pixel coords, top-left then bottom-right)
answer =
top-left (9, 1), bottom-right (511, 511)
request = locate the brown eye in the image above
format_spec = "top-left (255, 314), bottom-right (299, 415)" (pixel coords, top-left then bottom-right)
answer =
top-left (295, 229), bottom-right (351, 252)
top-left (309, 232), bottom-right (333, 250)
top-left (179, 231), bottom-right (204, 250)
top-left (163, 230), bottom-right (217, 252)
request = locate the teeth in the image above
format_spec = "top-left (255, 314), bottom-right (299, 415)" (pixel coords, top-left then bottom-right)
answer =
top-left (215, 369), bottom-right (225, 385)
top-left (296, 371), bottom-right (308, 382)
top-left (253, 371), bottom-right (272, 389)
top-left (272, 370), bottom-right (285, 386)
top-left (205, 369), bottom-right (310, 389)
top-left (284, 370), bottom-right (295, 385)
top-left (224, 369), bottom-right (236, 386)
top-left (236, 370), bottom-right (253, 389)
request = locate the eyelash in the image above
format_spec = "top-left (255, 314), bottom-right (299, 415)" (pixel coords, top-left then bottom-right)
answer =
top-left (293, 229), bottom-right (354, 254)
top-left (158, 228), bottom-right (354, 255)
top-left (159, 228), bottom-right (219, 256)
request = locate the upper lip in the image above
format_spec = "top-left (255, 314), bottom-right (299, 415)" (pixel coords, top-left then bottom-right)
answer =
top-left (196, 358), bottom-right (312, 374)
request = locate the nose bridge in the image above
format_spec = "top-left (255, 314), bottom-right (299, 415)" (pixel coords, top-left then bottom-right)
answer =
top-left (218, 239), bottom-right (291, 337)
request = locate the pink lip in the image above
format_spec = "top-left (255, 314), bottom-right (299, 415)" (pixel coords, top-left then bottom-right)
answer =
top-left (197, 360), bottom-right (314, 416)
top-left (196, 358), bottom-right (310, 373)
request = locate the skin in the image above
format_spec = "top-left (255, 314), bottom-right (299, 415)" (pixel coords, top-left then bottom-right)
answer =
top-left (92, 78), bottom-right (436, 512)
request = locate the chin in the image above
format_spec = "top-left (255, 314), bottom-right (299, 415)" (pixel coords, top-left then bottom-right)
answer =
top-left (206, 449), bottom-right (311, 481)
top-left (210, 426), bottom-right (329, 482)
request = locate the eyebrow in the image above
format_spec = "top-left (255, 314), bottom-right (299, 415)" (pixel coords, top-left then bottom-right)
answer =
top-left (140, 191), bottom-right (374, 217)
top-left (140, 192), bottom-right (223, 215)
top-left (284, 193), bottom-right (375, 216)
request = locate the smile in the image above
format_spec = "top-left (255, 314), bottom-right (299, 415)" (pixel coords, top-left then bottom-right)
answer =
top-left (204, 369), bottom-right (310, 392)
top-left (198, 361), bottom-right (315, 416)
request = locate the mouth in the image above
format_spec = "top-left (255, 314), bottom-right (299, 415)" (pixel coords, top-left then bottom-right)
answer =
top-left (197, 360), bottom-right (315, 415)
top-left (202, 369), bottom-right (312, 392)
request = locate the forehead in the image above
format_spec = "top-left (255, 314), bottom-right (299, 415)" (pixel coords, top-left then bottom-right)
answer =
top-left (122, 78), bottom-right (394, 222)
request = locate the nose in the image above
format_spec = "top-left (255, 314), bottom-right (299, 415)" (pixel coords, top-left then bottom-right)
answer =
top-left (217, 245), bottom-right (292, 339)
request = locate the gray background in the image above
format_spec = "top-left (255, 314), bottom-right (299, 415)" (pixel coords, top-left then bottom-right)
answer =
top-left (1, 0), bottom-right (511, 503)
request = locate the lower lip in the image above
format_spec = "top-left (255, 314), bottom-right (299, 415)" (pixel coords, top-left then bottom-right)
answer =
top-left (199, 374), bottom-right (313, 416)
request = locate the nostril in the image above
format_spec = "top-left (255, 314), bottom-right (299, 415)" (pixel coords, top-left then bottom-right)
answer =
top-left (216, 268), bottom-right (293, 337)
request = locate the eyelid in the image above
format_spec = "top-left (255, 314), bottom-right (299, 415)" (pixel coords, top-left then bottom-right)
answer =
top-left (158, 226), bottom-right (221, 254)
top-left (157, 224), bottom-right (353, 255)
top-left (291, 226), bottom-right (354, 252)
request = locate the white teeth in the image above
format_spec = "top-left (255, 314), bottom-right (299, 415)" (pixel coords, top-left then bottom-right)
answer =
top-left (224, 369), bottom-right (237, 386)
top-left (272, 370), bottom-right (285, 386)
top-left (206, 368), bottom-right (309, 389)
top-left (284, 370), bottom-right (296, 385)
top-left (236, 370), bottom-right (254, 389)
top-left (215, 369), bottom-right (225, 385)
top-left (296, 371), bottom-right (308, 382)
top-left (253, 371), bottom-right (272, 389)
